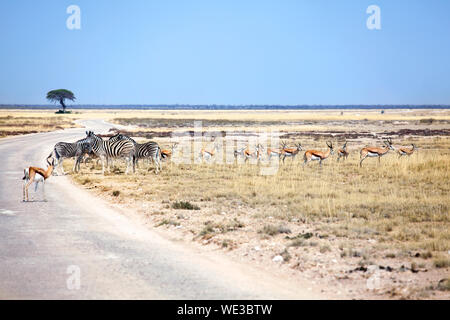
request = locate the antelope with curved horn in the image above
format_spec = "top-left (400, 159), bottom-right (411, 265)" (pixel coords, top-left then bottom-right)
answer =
top-left (303, 141), bottom-right (334, 167)
top-left (22, 158), bottom-right (55, 202)
top-left (359, 138), bottom-right (395, 167)
top-left (281, 142), bottom-right (303, 163)
top-left (397, 143), bottom-right (417, 158)
top-left (337, 141), bottom-right (349, 161)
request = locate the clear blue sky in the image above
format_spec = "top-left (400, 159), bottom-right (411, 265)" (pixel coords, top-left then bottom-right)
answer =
top-left (1, 0), bottom-right (449, 105)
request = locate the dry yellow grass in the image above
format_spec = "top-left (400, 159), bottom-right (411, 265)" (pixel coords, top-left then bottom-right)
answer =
top-left (2, 108), bottom-right (448, 137)
top-left (3, 108), bottom-right (448, 298)
top-left (67, 136), bottom-right (449, 255)
top-left (3, 108), bottom-right (449, 122)
top-left (109, 109), bottom-right (450, 122)
top-left (59, 110), bottom-right (450, 298)
top-left (0, 111), bottom-right (80, 138)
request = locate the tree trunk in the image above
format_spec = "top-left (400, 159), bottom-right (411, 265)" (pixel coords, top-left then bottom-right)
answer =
top-left (59, 98), bottom-right (66, 112)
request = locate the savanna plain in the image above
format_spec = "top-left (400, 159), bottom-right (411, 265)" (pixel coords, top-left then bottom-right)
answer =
top-left (2, 109), bottom-right (449, 299)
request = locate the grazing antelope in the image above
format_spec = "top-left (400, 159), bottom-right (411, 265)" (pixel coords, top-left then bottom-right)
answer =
top-left (359, 138), bottom-right (395, 167)
top-left (161, 142), bottom-right (178, 161)
top-left (244, 144), bottom-right (263, 162)
top-left (337, 141), bottom-right (349, 161)
top-left (281, 142), bottom-right (303, 163)
top-left (303, 141), bottom-right (334, 167)
top-left (23, 158), bottom-right (55, 202)
top-left (397, 144), bottom-right (417, 158)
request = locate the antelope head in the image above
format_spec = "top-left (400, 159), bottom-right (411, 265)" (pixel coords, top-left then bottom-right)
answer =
top-left (326, 141), bottom-right (334, 155)
top-left (256, 143), bottom-right (264, 152)
top-left (295, 142), bottom-right (303, 151)
top-left (384, 138), bottom-right (395, 151)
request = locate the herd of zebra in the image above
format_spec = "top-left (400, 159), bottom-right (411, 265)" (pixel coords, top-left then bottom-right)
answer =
top-left (47, 131), bottom-right (165, 175)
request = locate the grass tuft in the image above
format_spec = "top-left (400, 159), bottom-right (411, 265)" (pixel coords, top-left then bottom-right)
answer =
top-left (172, 201), bottom-right (200, 210)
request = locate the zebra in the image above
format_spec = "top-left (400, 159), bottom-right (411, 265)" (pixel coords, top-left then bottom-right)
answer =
top-left (86, 131), bottom-right (136, 174)
top-left (47, 132), bottom-right (92, 175)
top-left (137, 141), bottom-right (162, 173)
top-left (109, 133), bottom-right (162, 173)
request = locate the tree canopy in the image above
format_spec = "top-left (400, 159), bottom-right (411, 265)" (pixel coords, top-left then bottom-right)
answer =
top-left (46, 89), bottom-right (76, 111)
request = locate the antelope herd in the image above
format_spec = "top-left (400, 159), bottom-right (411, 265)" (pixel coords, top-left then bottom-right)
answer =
top-left (22, 130), bottom-right (418, 201)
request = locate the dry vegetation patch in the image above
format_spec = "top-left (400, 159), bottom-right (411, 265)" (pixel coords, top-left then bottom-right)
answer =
top-left (65, 133), bottom-right (450, 299)
top-left (0, 111), bottom-right (80, 138)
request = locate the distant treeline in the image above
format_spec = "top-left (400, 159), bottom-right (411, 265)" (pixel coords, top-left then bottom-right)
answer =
top-left (1, 104), bottom-right (449, 110)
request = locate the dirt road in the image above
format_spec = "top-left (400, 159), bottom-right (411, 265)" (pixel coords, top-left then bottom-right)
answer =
top-left (0, 120), bottom-right (325, 299)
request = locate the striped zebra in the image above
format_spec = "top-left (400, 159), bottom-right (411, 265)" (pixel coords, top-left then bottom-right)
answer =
top-left (86, 131), bottom-right (136, 174)
top-left (109, 133), bottom-right (162, 173)
top-left (138, 141), bottom-right (162, 173)
top-left (47, 132), bottom-right (92, 175)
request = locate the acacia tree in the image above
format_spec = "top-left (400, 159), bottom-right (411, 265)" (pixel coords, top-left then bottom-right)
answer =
top-left (46, 89), bottom-right (76, 112)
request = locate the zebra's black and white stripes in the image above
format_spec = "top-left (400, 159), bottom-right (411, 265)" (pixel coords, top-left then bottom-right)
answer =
top-left (109, 133), bottom-right (162, 173)
top-left (47, 133), bottom-right (92, 175)
top-left (87, 131), bottom-right (136, 174)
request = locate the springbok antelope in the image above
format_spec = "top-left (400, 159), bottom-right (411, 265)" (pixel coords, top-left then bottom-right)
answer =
top-left (359, 138), bottom-right (395, 167)
top-left (266, 140), bottom-right (288, 161)
top-left (23, 158), bottom-right (55, 202)
top-left (234, 147), bottom-right (247, 160)
top-left (281, 142), bottom-right (303, 163)
top-left (199, 143), bottom-right (219, 162)
top-left (266, 145), bottom-right (283, 160)
top-left (303, 141), bottom-right (334, 167)
top-left (161, 142), bottom-right (178, 161)
top-left (337, 141), bottom-right (349, 161)
top-left (397, 144), bottom-right (417, 158)
top-left (244, 144), bottom-right (263, 162)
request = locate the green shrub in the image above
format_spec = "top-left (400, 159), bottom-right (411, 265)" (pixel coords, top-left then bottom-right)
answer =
top-left (172, 201), bottom-right (200, 210)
